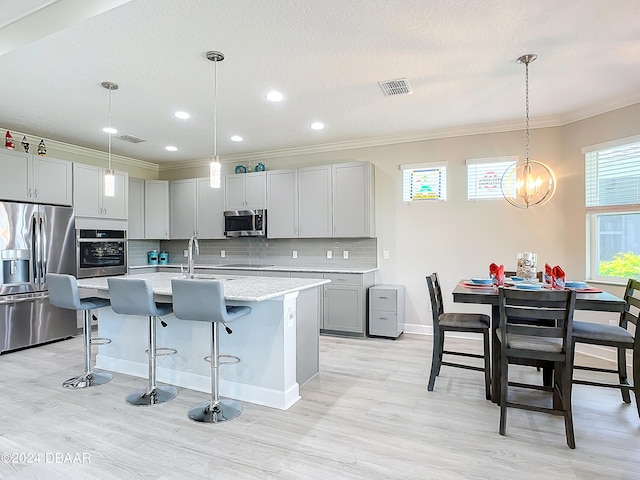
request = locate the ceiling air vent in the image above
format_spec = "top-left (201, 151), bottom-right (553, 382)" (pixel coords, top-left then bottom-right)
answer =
top-left (378, 78), bottom-right (412, 96)
top-left (117, 134), bottom-right (147, 144)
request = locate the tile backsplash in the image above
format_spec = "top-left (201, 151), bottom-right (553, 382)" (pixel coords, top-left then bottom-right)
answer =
top-left (128, 237), bottom-right (377, 268)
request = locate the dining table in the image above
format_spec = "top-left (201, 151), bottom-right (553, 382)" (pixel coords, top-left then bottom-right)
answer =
top-left (452, 280), bottom-right (626, 403)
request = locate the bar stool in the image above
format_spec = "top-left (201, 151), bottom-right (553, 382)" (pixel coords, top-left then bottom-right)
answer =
top-left (107, 277), bottom-right (178, 406)
top-left (171, 279), bottom-right (251, 423)
top-left (46, 273), bottom-right (113, 389)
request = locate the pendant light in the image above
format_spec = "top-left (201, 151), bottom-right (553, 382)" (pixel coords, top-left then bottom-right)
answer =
top-left (207, 50), bottom-right (224, 188)
top-left (501, 54), bottom-right (556, 208)
top-left (101, 81), bottom-right (118, 197)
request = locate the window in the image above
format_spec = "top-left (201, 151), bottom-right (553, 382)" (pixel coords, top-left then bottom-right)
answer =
top-left (401, 161), bottom-right (447, 202)
top-left (466, 156), bottom-right (518, 200)
top-left (584, 136), bottom-right (640, 281)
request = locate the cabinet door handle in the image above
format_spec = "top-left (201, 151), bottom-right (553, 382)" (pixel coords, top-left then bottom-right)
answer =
top-left (33, 188), bottom-right (38, 198)
top-left (27, 187), bottom-right (32, 197)
top-left (379, 317), bottom-right (389, 320)
top-left (378, 296), bottom-right (388, 299)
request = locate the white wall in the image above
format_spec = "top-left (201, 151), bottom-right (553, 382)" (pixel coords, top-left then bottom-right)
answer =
top-left (161, 103), bottom-right (640, 329)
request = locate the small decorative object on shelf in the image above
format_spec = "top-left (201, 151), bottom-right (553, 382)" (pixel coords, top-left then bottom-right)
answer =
top-left (37, 139), bottom-right (46, 156)
top-left (234, 164), bottom-right (247, 174)
top-left (254, 162), bottom-right (265, 172)
top-left (21, 136), bottom-right (29, 153)
top-left (5, 131), bottom-right (15, 150)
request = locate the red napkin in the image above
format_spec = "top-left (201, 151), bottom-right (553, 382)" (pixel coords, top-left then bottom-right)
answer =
top-left (544, 263), bottom-right (554, 285)
top-left (552, 265), bottom-right (566, 289)
top-left (490, 263), bottom-right (504, 285)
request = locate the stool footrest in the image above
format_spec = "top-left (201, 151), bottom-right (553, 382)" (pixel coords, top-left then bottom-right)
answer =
top-left (91, 337), bottom-right (112, 346)
top-left (144, 347), bottom-right (178, 357)
top-left (204, 354), bottom-right (240, 365)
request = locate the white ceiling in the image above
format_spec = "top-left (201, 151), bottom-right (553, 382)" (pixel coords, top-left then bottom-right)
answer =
top-left (1, 0), bottom-right (639, 166)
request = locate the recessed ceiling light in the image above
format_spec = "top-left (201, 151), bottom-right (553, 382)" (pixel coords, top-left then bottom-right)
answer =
top-left (266, 91), bottom-right (283, 102)
top-left (230, 135), bottom-right (243, 142)
top-left (310, 122), bottom-right (324, 130)
top-left (174, 111), bottom-right (190, 119)
top-left (165, 146), bottom-right (178, 151)
top-left (102, 127), bottom-right (117, 134)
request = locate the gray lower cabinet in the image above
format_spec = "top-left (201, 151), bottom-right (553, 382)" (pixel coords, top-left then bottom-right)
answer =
top-left (321, 271), bottom-right (375, 337)
top-left (368, 284), bottom-right (405, 338)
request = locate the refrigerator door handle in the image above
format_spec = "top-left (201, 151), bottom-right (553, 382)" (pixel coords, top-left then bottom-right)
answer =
top-left (39, 212), bottom-right (47, 282)
top-left (31, 214), bottom-right (40, 284)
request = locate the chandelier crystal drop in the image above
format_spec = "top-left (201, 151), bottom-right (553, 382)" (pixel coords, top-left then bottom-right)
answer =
top-left (501, 54), bottom-right (556, 209)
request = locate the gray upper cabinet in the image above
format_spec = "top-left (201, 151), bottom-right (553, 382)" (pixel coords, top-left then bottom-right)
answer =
top-left (332, 161), bottom-right (375, 238)
top-left (299, 165), bottom-right (332, 238)
top-left (73, 163), bottom-right (128, 219)
top-left (170, 179), bottom-right (197, 239)
top-left (128, 178), bottom-right (145, 239)
top-left (144, 180), bottom-right (170, 239)
top-left (225, 172), bottom-right (266, 210)
top-left (196, 178), bottom-right (225, 239)
top-left (267, 169), bottom-right (298, 238)
top-left (0, 150), bottom-right (72, 205)
top-left (171, 178), bottom-right (225, 239)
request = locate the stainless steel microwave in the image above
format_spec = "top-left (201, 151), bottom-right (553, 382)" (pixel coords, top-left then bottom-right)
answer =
top-left (224, 210), bottom-right (266, 237)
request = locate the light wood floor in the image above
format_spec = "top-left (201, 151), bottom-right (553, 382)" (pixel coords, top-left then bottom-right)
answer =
top-left (0, 333), bottom-right (639, 479)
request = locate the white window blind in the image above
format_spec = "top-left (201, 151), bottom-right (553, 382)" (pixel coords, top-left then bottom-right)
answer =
top-left (585, 141), bottom-right (640, 208)
top-left (466, 156), bottom-right (518, 200)
top-left (401, 162), bottom-right (447, 202)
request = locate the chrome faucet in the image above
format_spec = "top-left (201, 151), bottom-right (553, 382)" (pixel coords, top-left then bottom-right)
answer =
top-left (187, 234), bottom-right (199, 278)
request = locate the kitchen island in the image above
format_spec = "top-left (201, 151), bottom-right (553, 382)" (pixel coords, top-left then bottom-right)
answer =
top-left (77, 272), bottom-right (329, 410)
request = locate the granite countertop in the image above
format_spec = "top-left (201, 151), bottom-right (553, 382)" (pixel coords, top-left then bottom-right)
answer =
top-left (128, 264), bottom-right (378, 274)
top-left (77, 272), bottom-right (330, 303)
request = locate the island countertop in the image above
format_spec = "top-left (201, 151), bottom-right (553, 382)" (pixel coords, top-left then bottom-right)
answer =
top-left (77, 272), bottom-right (330, 303)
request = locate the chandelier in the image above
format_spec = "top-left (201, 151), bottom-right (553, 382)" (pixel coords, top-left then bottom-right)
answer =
top-left (501, 54), bottom-right (556, 208)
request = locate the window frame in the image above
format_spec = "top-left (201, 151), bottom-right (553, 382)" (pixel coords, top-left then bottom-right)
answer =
top-left (400, 161), bottom-right (448, 203)
top-left (466, 155), bottom-right (519, 201)
top-left (584, 134), bottom-right (640, 283)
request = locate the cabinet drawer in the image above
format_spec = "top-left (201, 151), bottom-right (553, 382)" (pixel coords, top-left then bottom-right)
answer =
top-left (323, 273), bottom-right (362, 285)
top-left (369, 312), bottom-right (397, 335)
top-left (370, 290), bottom-right (397, 312)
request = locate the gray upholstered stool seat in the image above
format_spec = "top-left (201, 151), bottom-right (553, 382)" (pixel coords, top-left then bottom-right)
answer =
top-left (107, 277), bottom-right (178, 406)
top-left (46, 273), bottom-right (113, 389)
top-left (171, 279), bottom-right (251, 423)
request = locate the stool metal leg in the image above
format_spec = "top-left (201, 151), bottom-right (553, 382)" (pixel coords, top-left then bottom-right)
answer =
top-left (188, 322), bottom-right (242, 423)
top-left (63, 310), bottom-right (112, 389)
top-left (126, 315), bottom-right (178, 406)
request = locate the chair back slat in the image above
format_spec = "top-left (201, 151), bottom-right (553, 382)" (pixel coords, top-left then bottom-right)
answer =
top-left (622, 279), bottom-right (640, 328)
top-left (499, 287), bottom-right (576, 355)
top-left (426, 273), bottom-right (445, 322)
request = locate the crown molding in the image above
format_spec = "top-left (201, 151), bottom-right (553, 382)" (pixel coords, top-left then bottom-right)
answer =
top-left (0, 126), bottom-right (159, 172)
top-left (158, 116), bottom-right (566, 172)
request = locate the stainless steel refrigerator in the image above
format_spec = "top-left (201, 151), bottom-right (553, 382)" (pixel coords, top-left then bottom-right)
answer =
top-left (0, 201), bottom-right (76, 353)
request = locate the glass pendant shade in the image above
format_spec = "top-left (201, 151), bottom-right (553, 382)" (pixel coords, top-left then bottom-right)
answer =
top-left (210, 155), bottom-right (221, 188)
top-left (102, 81), bottom-right (118, 197)
top-left (501, 160), bottom-right (556, 208)
top-left (104, 168), bottom-right (116, 197)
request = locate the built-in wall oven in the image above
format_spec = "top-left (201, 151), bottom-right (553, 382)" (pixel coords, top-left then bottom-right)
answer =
top-left (76, 229), bottom-right (127, 278)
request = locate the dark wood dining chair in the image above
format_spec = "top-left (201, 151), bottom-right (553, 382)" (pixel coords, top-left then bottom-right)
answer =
top-left (426, 273), bottom-right (491, 400)
top-left (572, 278), bottom-right (639, 418)
top-left (497, 287), bottom-right (577, 449)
